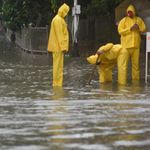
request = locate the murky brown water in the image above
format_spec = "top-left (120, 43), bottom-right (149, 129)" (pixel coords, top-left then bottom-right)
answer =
top-left (0, 33), bottom-right (150, 150)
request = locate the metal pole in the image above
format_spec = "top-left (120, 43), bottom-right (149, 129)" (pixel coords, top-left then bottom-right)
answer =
top-left (71, 0), bottom-right (80, 57)
top-left (73, 0), bottom-right (78, 43)
top-left (145, 50), bottom-right (148, 83)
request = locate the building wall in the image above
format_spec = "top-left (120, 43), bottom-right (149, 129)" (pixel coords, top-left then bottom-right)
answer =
top-left (77, 15), bottom-right (119, 56)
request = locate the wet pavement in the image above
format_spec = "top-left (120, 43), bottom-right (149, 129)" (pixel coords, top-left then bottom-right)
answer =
top-left (0, 33), bottom-right (150, 150)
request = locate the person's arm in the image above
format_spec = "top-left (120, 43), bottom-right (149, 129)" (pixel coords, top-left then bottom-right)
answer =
top-left (118, 18), bottom-right (131, 36)
top-left (53, 18), bottom-right (69, 52)
top-left (97, 43), bottom-right (113, 54)
top-left (138, 18), bottom-right (146, 33)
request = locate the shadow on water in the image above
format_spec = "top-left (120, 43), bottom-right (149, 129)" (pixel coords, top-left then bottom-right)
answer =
top-left (0, 33), bottom-right (150, 150)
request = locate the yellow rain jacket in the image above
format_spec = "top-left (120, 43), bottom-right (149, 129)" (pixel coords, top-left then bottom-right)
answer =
top-left (47, 3), bottom-right (69, 52)
top-left (47, 3), bottom-right (70, 86)
top-left (87, 43), bottom-right (122, 83)
top-left (118, 5), bottom-right (146, 49)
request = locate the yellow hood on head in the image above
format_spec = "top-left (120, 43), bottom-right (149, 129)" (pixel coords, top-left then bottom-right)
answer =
top-left (127, 5), bottom-right (136, 16)
top-left (87, 54), bottom-right (98, 65)
top-left (58, 3), bottom-right (70, 18)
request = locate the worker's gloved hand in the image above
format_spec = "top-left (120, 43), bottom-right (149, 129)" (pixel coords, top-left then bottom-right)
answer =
top-left (130, 24), bottom-right (139, 31)
top-left (96, 61), bottom-right (101, 65)
top-left (97, 50), bottom-right (104, 55)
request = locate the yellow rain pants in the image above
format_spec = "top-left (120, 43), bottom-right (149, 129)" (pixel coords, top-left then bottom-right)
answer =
top-left (52, 52), bottom-right (64, 86)
top-left (117, 47), bottom-right (129, 85)
top-left (117, 47), bottom-right (140, 85)
top-left (98, 62), bottom-right (116, 83)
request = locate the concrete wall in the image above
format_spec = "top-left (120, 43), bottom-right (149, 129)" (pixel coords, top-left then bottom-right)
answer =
top-left (77, 15), bottom-right (119, 56)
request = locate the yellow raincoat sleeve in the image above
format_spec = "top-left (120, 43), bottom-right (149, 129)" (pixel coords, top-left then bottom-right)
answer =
top-left (97, 43), bottom-right (113, 52)
top-left (118, 18), bottom-right (131, 36)
top-left (53, 18), bottom-right (69, 51)
top-left (138, 18), bottom-right (146, 33)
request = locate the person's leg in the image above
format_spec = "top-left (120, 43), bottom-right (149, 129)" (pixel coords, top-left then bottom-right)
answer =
top-left (52, 52), bottom-right (64, 86)
top-left (117, 48), bottom-right (130, 85)
top-left (98, 63), bottom-right (114, 83)
top-left (131, 48), bottom-right (140, 81)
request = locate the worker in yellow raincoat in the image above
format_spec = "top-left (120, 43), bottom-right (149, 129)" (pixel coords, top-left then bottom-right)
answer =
top-left (47, 3), bottom-right (70, 86)
top-left (87, 43), bottom-right (124, 84)
top-left (118, 5), bottom-right (146, 84)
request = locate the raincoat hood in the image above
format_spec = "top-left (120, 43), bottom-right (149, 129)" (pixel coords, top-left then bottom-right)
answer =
top-left (126, 5), bottom-right (136, 16)
top-left (58, 3), bottom-right (70, 18)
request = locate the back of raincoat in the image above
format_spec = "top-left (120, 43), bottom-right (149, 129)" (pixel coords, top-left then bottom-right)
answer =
top-left (47, 3), bottom-right (69, 52)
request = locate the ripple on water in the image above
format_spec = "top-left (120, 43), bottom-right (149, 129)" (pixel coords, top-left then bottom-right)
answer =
top-left (113, 139), bottom-right (150, 147)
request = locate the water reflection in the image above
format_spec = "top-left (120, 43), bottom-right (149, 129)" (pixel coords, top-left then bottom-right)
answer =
top-left (48, 87), bottom-right (69, 149)
top-left (51, 87), bottom-right (66, 100)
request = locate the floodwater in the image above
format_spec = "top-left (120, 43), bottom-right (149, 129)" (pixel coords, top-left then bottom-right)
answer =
top-left (0, 33), bottom-right (150, 150)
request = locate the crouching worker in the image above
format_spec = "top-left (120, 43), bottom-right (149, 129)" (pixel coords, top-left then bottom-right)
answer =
top-left (87, 43), bottom-right (128, 85)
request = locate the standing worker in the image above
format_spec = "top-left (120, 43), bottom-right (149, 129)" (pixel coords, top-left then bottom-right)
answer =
top-left (118, 5), bottom-right (146, 85)
top-left (47, 3), bottom-right (70, 86)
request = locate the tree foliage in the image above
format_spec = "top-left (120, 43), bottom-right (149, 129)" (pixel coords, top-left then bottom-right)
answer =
top-left (2, 0), bottom-right (28, 30)
top-left (1, 0), bottom-right (123, 31)
top-left (80, 0), bottom-right (123, 17)
top-left (2, 0), bottom-right (52, 30)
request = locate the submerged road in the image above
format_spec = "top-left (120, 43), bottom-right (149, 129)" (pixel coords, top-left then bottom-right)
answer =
top-left (0, 33), bottom-right (150, 150)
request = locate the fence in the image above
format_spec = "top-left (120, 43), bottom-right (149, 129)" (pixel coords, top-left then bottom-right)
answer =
top-left (6, 26), bottom-right (48, 54)
top-left (5, 15), bottom-right (120, 57)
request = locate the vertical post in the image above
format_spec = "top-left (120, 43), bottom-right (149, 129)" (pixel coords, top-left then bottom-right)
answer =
top-left (145, 32), bottom-right (150, 83)
top-left (73, 0), bottom-right (77, 43)
top-left (145, 49), bottom-right (148, 83)
top-left (71, 0), bottom-right (81, 57)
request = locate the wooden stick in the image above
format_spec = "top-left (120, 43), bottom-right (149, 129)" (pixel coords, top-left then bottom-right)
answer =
top-left (87, 55), bottom-right (101, 85)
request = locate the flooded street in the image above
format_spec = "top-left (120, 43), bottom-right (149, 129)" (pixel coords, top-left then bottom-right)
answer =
top-left (0, 33), bottom-right (150, 150)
